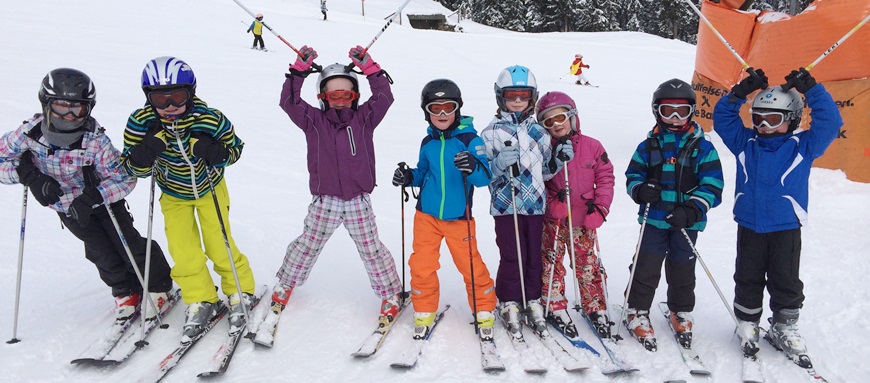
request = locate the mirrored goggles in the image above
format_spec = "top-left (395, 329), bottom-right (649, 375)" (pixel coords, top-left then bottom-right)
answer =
top-left (502, 88), bottom-right (534, 101)
top-left (48, 100), bottom-right (89, 119)
top-left (425, 100), bottom-right (459, 116)
top-left (657, 103), bottom-right (694, 120)
top-left (147, 88), bottom-right (191, 109)
top-left (751, 110), bottom-right (787, 130)
top-left (541, 110), bottom-right (576, 129)
top-left (317, 89), bottom-right (360, 103)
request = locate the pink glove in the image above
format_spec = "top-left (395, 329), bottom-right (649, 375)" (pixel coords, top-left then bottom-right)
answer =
top-left (349, 45), bottom-right (381, 76)
top-left (289, 46), bottom-right (318, 73)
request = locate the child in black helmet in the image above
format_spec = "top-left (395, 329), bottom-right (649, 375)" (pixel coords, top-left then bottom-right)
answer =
top-left (713, 67), bottom-right (843, 360)
top-left (268, 45), bottom-right (403, 335)
top-left (623, 78), bottom-right (724, 351)
top-left (0, 68), bottom-right (173, 326)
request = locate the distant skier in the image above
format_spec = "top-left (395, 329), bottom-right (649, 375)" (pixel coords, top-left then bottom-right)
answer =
top-left (623, 78), bottom-right (724, 351)
top-left (247, 13), bottom-right (266, 50)
top-left (481, 65), bottom-right (572, 340)
top-left (713, 67), bottom-right (843, 360)
top-left (391, 79), bottom-right (498, 341)
top-left (321, 1), bottom-right (328, 21)
top-left (570, 54), bottom-right (593, 86)
top-left (0, 68), bottom-right (173, 325)
top-left (274, 45), bottom-right (403, 327)
top-left (536, 91), bottom-right (615, 340)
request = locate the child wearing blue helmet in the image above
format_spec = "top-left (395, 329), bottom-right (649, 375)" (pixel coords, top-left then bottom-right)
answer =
top-left (121, 56), bottom-right (256, 341)
top-left (480, 65), bottom-right (573, 340)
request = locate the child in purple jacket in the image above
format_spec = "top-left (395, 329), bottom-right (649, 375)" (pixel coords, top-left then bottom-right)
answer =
top-left (270, 46), bottom-right (403, 325)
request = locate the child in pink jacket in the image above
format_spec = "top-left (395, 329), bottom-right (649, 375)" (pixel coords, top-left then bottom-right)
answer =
top-left (537, 91), bottom-right (615, 340)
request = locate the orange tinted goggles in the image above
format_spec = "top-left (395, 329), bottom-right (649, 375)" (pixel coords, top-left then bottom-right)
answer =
top-left (541, 110), bottom-right (575, 129)
top-left (502, 88), bottom-right (534, 101)
top-left (425, 101), bottom-right (459, 116)
top-left (317, 89), bottom-right (360, 103)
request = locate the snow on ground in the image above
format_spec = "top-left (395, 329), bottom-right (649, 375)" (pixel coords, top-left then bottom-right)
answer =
top-left (0, 0), bottom-right (868, 382)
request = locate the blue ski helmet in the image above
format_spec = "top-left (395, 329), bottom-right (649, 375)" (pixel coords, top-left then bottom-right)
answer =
top-left (141, 56), bottom-right (197, 93)
top-left (494, 65), bottom-right (538, 113)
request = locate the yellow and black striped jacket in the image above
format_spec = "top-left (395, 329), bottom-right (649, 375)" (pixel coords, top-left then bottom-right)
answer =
top-left (121, 97), bottom-right (244, 200)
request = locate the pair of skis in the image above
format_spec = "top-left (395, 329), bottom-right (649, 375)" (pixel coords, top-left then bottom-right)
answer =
top-left (70, 288), bottom-right (181, 366)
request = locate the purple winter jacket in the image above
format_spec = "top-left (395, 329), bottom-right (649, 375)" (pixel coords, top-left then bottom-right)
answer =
top-left (279, 72), bottom-right (393, 200)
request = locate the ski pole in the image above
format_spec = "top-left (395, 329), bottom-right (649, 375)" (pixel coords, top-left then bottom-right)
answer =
top-left (681, 0), bottom-right (751, 70)
top-left (203, 166), bottom-right (252, 329)
top-left (615, 203), bottom-right (650, 340)
top-left (504, 141), bottom-right (528, 311)
top-left (806, 12), bottom-right (870, 71)
top-left (357, 0), bottom-right (412, 58)
top-left (398, 162), bottom-right (409, 298)
top-left (135, 172), bottom-right (160, 348)
top-left (7, 186), bottom-right (28, 344)
top-left (679, 228), bottom-right (744, 332)
top-left (543, 224), bottom-right (559, 318)
top-left (563, 163), bottom-right (584, 318)
top-left (230, 0), bottom-right (321, 70)
top-left (461, 174), bottom-right (480, 334)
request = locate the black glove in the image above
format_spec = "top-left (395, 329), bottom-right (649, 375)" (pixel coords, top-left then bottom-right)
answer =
top-left (67, 187), bottom-right (103, 227)
top-left (453, 151), bottom-right (478, 174)
top-left (665, 203), bottom-right (703, 229)
top-left (391, 166), bottom-right (413, 187)
top-left (128, 121), bottom-right (167, 168)
top-left (633, 179), bottom-right (662, 205)
top-left (191, 133), bottom-right (230, 166)
top-left (784, 68), bottom-right (817, 94)
top-left (730, 67), bottom-right (768, 100)
top-left (555, 189), bottom-right (568, 203)
top-left (16, 151), bottom-right (64, 206)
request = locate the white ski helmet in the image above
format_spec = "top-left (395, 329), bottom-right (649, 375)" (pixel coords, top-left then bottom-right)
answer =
top-left (494, 65), bottom-right (538, 113)
top-left (315, 63), bottom-right (359, 110)
top-left (751, 86), bottom-right (803, 132)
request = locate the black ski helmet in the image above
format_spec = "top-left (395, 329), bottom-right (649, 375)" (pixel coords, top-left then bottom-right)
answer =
top-left (38, 68), bottom-right (96, 111)
top-left (651, 78), bottom-right (696, 130)
top-left (420, 79), bottom-right (463, 122)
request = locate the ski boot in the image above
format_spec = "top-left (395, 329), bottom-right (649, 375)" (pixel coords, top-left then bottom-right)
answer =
top-left (625, 308), bottom-right (657, 351)
top-left (525, 299), bottom-right (548, 334)
top-left (737, 319), bottom-right (760, 356)
top-left (114, 292), bottom-right (140, 324)
top-left (182, 301), bottom-right (218, 342)
top-left (413, 311), bottom-right (435, 340)
top-left (589, 310), bottom-right (613, 339)
top-left (668, 310), bottom-right (693, 348)
top-left (144, 291), bottom-right (171, 322)
top-left (476, 311), bottom-right (496, 342)
top-left (547, 309), bottom-right (579, 338)
top-left (379, 293), bottom-right (403, 325)
top-left (228, 292), bottom-right (254, 333)
top-left (765, 309), bottom-right (809, 366)
top-left (499, 301), bottom-right (523, 338)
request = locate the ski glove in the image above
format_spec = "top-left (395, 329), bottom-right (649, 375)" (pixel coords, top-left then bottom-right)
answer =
top-left (554, 138), bottom-right (574, 166)
top-left (128, 121), bottom-right (167, 168)
top-left (289, 46), bottom-right (318, 73)
top-left (16, 151), bottom-right (64, 206)
top-left (584, 201), bottom-right (608, 230)
top-left (453, 151), bottom-right (478, 174)
top-left (391, 166), bottom-right (413, 187)
top-left (67, 187), bottom-right (103, 227)
top-left (555, 189), bottom-right (568, 203)
top-left (730, 67), bottom-right (768, 100)
top-left (349, 45), bottom-right (382, 76)
top-left (784, 68), bottom-right (817, 94)
top-left (494, 144), bottom-right (520, 173)
top-left (632, 179), bottom-right (662, 205)
top-left (665, 202), bottom-right (703, 229)
top-left (191, 133), bottom-right (230, 166)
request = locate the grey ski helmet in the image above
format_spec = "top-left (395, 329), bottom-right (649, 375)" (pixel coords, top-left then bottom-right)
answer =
top-left (316, 63), bottom-right (359, 110)
top-left (38, 68), bottom-right (96, 147)
top-left (494, 65), bottom-right (538, 114)
top-left (751, 85), bottom-right (803, 132)
top-left (651, 78), bottom-right (696, 130)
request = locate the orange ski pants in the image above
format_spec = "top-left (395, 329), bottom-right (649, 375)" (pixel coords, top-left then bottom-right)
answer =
top-left (409, 211), bottom-right (496, 313)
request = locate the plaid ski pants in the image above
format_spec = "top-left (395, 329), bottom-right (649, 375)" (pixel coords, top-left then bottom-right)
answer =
top-left (276, 193), bottom-right (401, 299)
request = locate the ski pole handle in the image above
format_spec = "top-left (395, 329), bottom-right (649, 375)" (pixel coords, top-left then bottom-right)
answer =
top-left (504, 141), bottom-right (519, 177)
top-left (398, 162), bottom-right (409, 202)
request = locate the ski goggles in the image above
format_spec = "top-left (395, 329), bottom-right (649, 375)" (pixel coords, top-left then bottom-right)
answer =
top-left (541, 110), bottom-right (576, 129)
top-left (502, 88), bottom-right (534, 101)
top-left (147, 88), bottom-right (191, 109)
top-left (48, 100), bottom-right (89, 118)
top-left (657, 103), bottom-right (694, 120)
top-left (425, 100), bottom-right (459, 116)
top-left (751, 110), bottom-right (788, 130)
top-left (317, 89), bottom-right (360, 103)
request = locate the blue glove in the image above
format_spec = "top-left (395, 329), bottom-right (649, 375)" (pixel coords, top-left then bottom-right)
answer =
top-left (494, 144), bottom-right (520, 173)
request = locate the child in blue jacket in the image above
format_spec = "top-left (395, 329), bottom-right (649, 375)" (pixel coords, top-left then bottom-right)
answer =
top-left (713, 68), bottom-right (843, 359)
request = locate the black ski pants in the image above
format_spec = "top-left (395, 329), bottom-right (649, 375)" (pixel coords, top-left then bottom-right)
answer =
top-left (252, 34), bottom-right (264, 49)
top-left (627, 226), bottom-right (698, 313)
top-left (733, 226), bottom-right (803, 322)
top-left (58, 200), bottom-right (173, 297)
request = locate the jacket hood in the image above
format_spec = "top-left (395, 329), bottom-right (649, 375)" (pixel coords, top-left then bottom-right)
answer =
top-left (427, 116), bottom-right (476, 139)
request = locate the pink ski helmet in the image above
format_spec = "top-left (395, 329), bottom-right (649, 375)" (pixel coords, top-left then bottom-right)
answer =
top-left (575, 53), bottom-right (583, 59)
top-left (256, 13), bottom-right (263, 19)
top-left (536, 91), bottom-right (580, 133)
